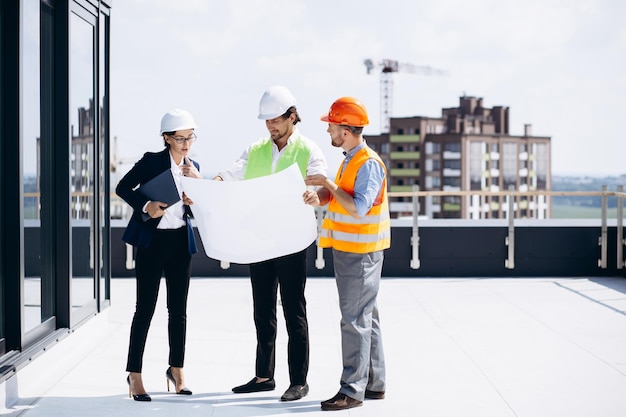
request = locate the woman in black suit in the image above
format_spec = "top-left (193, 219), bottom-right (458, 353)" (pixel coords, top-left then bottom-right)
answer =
top-left (116, 109), bottom-right (202, 401)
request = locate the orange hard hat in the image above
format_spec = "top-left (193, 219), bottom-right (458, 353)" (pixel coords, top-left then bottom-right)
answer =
top-left (320, 97), bottom-right (369, 127)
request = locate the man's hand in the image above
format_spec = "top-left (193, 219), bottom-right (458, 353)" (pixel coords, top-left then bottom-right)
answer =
top-left (303, 189), bottom-right (321, 206)
top-left (304, 174), bottom-right (329, 188)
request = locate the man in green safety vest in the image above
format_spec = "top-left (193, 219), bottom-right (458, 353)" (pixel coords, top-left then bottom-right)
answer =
top-left (214, 85), bottom-right (327, 402)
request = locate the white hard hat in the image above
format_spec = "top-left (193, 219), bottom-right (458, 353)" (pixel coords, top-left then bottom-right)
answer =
top-left (258, 86), bottom-right (297, 120)
top-left (160, 108), bottom-right (198, 134)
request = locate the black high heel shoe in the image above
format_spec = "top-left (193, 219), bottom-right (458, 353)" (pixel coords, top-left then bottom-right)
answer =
top-left (127, 375), bottom-right (151, 402)
top-left (166, 367), bottom-right (193, 395)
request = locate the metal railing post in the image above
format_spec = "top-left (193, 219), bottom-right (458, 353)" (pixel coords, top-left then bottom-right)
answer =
top-left (505, 185), bottom-right (515, 269)
top-left (617, 185), bottom-right (624, 269)
top-left (315, 206), bottom-right (326, 269)
top-left (410, 185), bottom-right (421, 269)
top-left (598, 185), bottom-right (608, 268)
top-left (125, 243), bottom-right (135, 269)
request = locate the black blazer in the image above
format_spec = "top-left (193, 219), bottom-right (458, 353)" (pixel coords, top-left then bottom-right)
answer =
top-left (116, 148), bottom-right (200, 254)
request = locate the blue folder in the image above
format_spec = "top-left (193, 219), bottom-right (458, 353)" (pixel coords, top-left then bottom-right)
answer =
top-left (138, 169), bottom-right (181, 221)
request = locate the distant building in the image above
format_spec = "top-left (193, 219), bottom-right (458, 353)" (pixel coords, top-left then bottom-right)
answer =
top-left (366, 96), bottom-right (551, 219)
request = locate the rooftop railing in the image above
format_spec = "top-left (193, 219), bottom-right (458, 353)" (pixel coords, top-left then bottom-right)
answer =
top-left (387, 185), bottom-right (625, 272)
top-left (26, 186), bottom-right (626, 276)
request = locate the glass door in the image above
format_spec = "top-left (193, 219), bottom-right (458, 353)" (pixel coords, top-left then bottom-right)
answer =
top-left (22, 0), bottom-right (56, 341)
top-left (0, 0), bottom-right (5, 356)
top-left (98, 8), bottom-right (111, 308)
top-left (69, 5), bottom-right (98, 325)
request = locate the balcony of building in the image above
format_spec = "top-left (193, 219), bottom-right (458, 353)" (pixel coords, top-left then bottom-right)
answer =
top-left (389, 151), bottom-right (420, 160)
top-left (390, 134), bottom-right (420, 143)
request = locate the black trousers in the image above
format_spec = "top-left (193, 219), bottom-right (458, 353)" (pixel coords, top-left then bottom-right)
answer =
top-left (250, 248), bottom-right (309, 386)
top-left (126, 227), bottom-right (192, 373)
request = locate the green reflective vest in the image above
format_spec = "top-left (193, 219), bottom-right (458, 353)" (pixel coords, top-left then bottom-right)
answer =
top-left (243, 136), bottom-right (311, 179)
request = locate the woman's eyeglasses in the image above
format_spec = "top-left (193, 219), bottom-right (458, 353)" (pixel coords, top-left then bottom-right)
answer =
top-left (168, 133), bottom-right (197, 144)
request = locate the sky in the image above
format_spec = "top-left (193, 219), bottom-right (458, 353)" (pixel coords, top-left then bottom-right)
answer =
top-left (110, 0), bottom-right (626, 180)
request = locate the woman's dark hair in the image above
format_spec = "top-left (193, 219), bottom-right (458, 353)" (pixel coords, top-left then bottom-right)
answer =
top-left (162, 131), bottom-right (175, 148)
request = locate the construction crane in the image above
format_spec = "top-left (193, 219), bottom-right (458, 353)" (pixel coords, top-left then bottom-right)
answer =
top-left (364, 58), bottom-right (447, 133)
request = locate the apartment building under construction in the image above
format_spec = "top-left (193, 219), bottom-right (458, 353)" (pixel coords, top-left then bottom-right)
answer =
top-left (366, 96), bottom-right (551, 219)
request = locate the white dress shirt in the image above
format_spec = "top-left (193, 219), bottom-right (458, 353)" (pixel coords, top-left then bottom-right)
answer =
top-left (156, 153), bottom-right (187, 229)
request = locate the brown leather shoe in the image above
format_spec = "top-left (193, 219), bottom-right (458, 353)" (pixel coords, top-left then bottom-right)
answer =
top-left (365, 389), bottom-right (385, 399)
top-left (321, 392), bottom-right (363, 411)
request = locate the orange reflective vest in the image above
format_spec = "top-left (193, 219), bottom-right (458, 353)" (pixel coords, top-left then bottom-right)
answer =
top-left (319, 146), bottom-right (391, 253)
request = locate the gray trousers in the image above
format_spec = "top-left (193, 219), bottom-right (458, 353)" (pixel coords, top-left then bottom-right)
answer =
top-left (333, 249), bottom-right (386, 401)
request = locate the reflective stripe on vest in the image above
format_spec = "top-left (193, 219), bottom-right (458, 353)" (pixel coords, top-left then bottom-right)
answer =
top-left (243, 136), bottom-right (311, 179)
top-left (325, 210), bottom-right (389, 225)
top-left (319, 146), bottom-right (391, 253)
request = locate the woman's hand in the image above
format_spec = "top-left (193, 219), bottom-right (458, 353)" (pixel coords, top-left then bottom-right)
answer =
top-left (182, 156), bottom-right (202, 178)
top-left (182, 192), bottom-right (193, 206)
top-left (146, 201), bottom-right (167, 218)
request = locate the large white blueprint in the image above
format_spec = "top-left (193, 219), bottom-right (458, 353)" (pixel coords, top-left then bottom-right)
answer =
top-left (180, 163), bottom-right (317, 264)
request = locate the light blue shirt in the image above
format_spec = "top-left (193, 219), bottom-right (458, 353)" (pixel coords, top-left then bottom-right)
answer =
top-left (340, 142), bottom-right (385, 217)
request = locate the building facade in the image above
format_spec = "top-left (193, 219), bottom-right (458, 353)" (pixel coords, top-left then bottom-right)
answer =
top-left (0, 0), bottom-right (112, 377)
top-left (367, 96), bottom-right (551, 219)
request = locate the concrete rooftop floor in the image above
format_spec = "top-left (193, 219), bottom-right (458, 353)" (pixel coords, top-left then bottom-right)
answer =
top-left (2, 276), bottom-right (626, 417)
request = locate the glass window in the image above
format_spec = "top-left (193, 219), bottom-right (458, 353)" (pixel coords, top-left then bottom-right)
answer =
top-left (39, 1), bottom-right (56, 328)
top-left (443, 159), bottom-right (461, 170)
top-left (536, 143), bottom-right (548, 189)
top-left (502, 142), bottom-right (517, 190)
top-left (22, 0), bottom-right (47, 334)
top-left (0, 0), bottom-right (4, 348)
top-left (444, 177), bottom-right (461, 187)
top-left (444, 142), bottom-right (461, 152)
top-left (469, 142), bottom-right (482, 190)
top-left (99, 10), bottom-right (110, 304)
top-left (70, 10), bottom-right (96, 317)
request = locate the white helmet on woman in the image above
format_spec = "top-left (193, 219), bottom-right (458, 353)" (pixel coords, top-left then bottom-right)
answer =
top-left (160, 108), bottom-right (198, 134)
top-left (258, 86), bottom-right (297, 120)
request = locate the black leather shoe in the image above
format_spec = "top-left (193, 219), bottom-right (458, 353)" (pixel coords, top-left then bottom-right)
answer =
top-left (280, 383), bottom-right (309, 401)
top-left (321, 392), bottom-right (362, 411)
top-left (232, 377), bottom-right (276, 393)
top-left (365, 389), bottom-right (385, 399)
